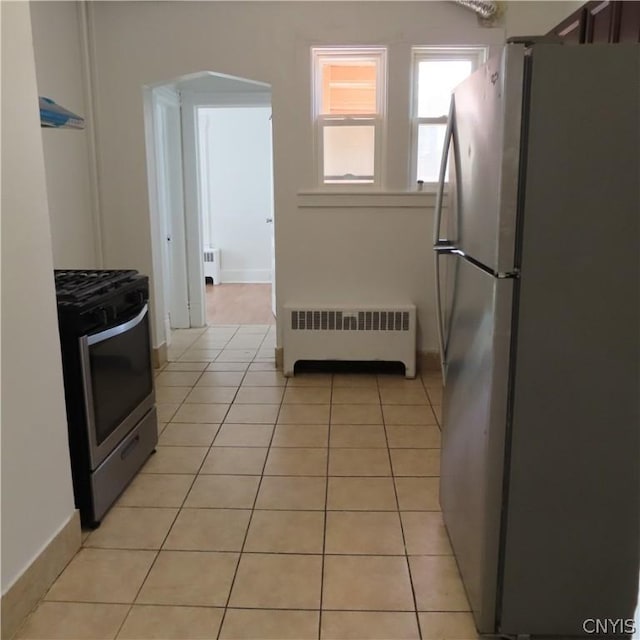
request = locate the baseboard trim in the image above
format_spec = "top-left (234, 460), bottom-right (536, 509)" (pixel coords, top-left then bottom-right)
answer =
top-left (417, 350), bottom-right (441, 374)
top-left (1, 510), bottom-right (81, 639)
top-left (153, 342), bottom-right (168, 368)
top-left (220, 269), bottom-right (271, 284)
top-left (274, 347), bottom-right (283, 371)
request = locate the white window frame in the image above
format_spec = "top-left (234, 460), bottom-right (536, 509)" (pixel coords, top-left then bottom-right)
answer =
top-left (410, 47), bottom-right (487, 188)
top-left (312, 47), bottom-right (387, 190)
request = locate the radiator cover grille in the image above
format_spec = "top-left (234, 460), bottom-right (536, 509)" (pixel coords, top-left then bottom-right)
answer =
top-left (290, 309), bottom-right (410, 332)
top-left (283, 303), bottom-right (416, 378)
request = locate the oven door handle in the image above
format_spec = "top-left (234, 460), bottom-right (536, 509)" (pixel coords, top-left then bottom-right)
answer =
top-left (88, 303), bottom-right (148, 346)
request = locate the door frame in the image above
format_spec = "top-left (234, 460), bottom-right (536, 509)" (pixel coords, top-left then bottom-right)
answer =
top-left (154, 86), bottom-right (191, 329)
top-left (179, 96), bottom-right (206, 327)
top-left (145, 72), bottom-right (275, 353)
top-left (181, 86), bottom-right (274, 323)
top-left (143, 84), bottom-right (191, 352)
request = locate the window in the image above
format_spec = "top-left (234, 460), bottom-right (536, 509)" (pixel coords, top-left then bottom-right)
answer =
top-left (312, 48), bottom-right (386, 187)
top-left (411, 48), bottom-right (486, 185)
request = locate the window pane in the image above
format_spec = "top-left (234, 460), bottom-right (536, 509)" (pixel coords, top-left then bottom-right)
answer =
top-left (417, 59), bottom-right (473, 118)
top-left (323, 125), bottom-right (375, 184)
top-left (417, 123), bottom-right (447, 183)
top-left (321, 60), bottom-right (377, 115)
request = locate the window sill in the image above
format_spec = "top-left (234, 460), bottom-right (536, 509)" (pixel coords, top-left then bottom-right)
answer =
top-left (297, 189), bottom-right (445, 209)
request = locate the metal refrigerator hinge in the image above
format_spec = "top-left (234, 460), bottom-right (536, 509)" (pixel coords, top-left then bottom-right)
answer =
top-left (497, 269), bottom-right (520, 279)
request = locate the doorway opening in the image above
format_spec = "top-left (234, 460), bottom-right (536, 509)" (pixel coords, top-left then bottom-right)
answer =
top-left (144, 71), bottom-right (276, 354)
top-left (196, 105), bottom-right (275, 325)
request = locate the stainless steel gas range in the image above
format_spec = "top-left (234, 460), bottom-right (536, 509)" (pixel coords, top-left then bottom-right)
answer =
top-left (54, 269), bottom-right (158, 527)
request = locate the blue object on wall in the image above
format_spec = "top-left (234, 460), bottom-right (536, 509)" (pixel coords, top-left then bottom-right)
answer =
top-left (39, 97), bottom-right (85, 129)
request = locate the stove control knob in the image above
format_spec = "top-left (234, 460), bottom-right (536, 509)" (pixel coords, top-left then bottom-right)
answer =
top-left (92, 307), bottom-right (108, 325)
top-left (126, 290), bottom-right (144, 306)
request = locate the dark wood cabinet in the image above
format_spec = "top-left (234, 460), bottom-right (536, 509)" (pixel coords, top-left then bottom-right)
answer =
top-left (550, 9), bottom-right (586, 42)
top-left (617, 0), bottom-right (640, 42)
top-left (548, 0), bottom-right (640, 43)
top-left (586, 1), bottom-right (616, 42)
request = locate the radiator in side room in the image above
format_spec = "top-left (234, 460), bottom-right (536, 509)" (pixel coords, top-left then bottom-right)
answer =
top-left (203, 247), bottom-right (220, 284)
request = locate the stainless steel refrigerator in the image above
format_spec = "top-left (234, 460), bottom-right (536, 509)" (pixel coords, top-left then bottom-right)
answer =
top-left (433, 42), bottom-right (639, 637)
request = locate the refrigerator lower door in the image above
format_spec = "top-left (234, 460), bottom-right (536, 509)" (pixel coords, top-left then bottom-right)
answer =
top-left (440, 254), bottom-right (514, 634)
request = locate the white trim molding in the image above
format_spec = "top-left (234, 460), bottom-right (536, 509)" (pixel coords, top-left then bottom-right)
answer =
top-left (220, 268), bottom-right (272, 283)
top-left (1, 511), bottom-right (81, 640)
top-left (297, 190), bottom-right (441, 209)
top-left (181, 91), bottom-right (271, 108)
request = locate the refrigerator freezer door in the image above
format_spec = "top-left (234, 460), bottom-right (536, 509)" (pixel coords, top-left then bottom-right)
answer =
top-left (439, 253), bottom-right (514, 633)
top-left (447, 44), bottom-right (525, 274)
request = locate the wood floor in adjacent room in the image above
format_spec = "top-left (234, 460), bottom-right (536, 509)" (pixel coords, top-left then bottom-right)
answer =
top-left (206, 283), bottom-right (275, 325)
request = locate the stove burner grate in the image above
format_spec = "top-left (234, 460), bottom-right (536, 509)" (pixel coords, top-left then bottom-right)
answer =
top-left (54, 269), bottom-right (140, 304)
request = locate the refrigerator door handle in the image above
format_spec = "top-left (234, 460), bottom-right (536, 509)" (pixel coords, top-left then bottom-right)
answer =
top-left (434, 98), bottom-right (455, 381)
top-left (432, 98), bottom-right (455, 247)
top-left (434, 249), bottom-right (448, 382)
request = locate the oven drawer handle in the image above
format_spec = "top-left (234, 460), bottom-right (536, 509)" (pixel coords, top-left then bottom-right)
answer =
top-left (88, 303), bottom-right (148, 346)
top-left (121, 434), bottom-right (140, 460)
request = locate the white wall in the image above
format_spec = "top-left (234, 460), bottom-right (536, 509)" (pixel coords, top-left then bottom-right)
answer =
top-left (30, 1), bottom-right (100, 269)
top-left (86, 1), bottom-right (576, 353)
top-left (504, 1), bottom-right (584, 39)
top-left (87, 1), bottom-right (499, 353)
top-left (1, 1), bottom-right (77, 593)
top-left (200, 106), bottom-right (273, 283)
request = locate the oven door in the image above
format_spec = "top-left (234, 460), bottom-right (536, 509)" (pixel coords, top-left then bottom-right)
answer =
top-left (79, 303), bottom-right (155, 470)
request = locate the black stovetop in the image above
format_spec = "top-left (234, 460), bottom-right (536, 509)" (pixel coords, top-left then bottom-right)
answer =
top-left (54, 270), bottom-right (149, 333)
top-left (54, 270), bottom-right (142, 303)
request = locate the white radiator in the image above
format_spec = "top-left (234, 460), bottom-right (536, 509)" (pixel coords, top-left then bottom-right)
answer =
top-left (283, 303), bottom-right (416, 378)
top-left (203, 247), bottom-right (220, 285)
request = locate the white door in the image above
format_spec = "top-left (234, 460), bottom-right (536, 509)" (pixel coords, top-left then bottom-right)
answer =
top-left (197, 106), bottom-right (273, 285)
top-left (154, 90), bottom-right (189, 328)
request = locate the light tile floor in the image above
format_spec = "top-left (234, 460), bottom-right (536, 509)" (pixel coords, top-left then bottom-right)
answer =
top-left (16, 325), bottom-right (479, 640)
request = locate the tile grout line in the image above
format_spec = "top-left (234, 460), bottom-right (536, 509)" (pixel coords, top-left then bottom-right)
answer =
top-left (377, 374), bottom-right (424, 640)
top-left (174, 323), bottom-right (253, 640)
top-left (40, 597), bottom-right (458, 614)
top-left (159, 326), bottom-right (249, 451)
top-left (72, 548), bottom-right (440, 556)
top-left (115, 325), bottom-right (248, 639)
top-left (139, 471), bottom-right (439, 478)
top-left (318, 372), bottom-right (334, 640)
top-left (86, 329), bottom-right (210, 639)
top-left (73, 547), bottom-right (448, 556)
top-left (215, 346), bottom-right (287, 640)
top-left (112, 342), bottom-right (238, 639)
top-left (420, 371), bottom-right (442, 432)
